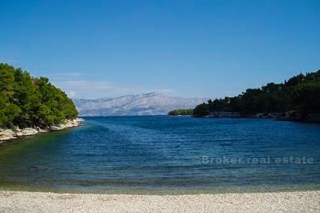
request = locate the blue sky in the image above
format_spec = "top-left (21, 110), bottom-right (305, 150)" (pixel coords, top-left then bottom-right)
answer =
top-left (0, 0), bottom-right (319, 99)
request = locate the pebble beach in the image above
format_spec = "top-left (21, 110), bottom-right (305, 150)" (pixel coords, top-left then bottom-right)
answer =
top-left (0, 190), bottom-right (319, 213)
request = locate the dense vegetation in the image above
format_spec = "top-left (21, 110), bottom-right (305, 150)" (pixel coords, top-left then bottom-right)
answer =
top-left (0, 63), bottom-right (78, 128)
top-left (192, 70), bottom-right (320, 118)
top-left (168, 109), bottom-right (193, 116)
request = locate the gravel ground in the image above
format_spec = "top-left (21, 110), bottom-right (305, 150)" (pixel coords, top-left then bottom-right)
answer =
top-left (0, 190), bottom-right (319, 213)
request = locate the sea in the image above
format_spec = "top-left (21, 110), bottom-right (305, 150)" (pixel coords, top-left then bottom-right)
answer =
top-left (0, 116), bottom-right (319, 194)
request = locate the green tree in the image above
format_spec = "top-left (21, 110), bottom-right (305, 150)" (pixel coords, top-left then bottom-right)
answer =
top-left (168, 109), bottom-right (193, 115)
top-left (0, 63), bottom-right (78, 128)
top-left (191, 69), bottom-right (320, 118)
top-left (293, 82), bottom-right (320, 114)
top-left (193, 103), bottom-right (209, 117)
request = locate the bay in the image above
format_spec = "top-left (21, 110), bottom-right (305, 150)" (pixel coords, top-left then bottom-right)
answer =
top-left (0, 116), bottom-right (319, 194)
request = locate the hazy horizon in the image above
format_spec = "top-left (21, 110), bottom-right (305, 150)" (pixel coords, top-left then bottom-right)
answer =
top-left (1, 0), bottom-right (319, 99)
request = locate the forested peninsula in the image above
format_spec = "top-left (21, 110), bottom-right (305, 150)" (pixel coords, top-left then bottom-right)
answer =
top-left (0, 63), bottom-right (81, 141)
top-left (169, 70), bottom-right (320, 122)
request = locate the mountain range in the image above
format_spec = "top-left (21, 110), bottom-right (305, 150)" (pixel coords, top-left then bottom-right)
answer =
top-left (73, 92), bottom-right (207, 116)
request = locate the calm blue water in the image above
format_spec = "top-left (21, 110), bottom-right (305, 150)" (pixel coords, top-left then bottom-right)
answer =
top-left (0, 116), bottom-right (320, 194)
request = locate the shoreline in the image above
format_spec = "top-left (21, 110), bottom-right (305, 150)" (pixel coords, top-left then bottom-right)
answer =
top-left (0, 118), bottom-right (84, 143)
top-left (0, 190), bottom-right (319, 212)
top-left (170, 114), bottom-right (320, 124)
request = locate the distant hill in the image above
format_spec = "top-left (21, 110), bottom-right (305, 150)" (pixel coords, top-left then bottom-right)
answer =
top-left (74, 92), bottom-right (207, 116)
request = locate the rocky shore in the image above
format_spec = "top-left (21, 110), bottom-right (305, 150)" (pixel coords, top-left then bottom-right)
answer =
top-left (0, 118), bottom-right (84, 142)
